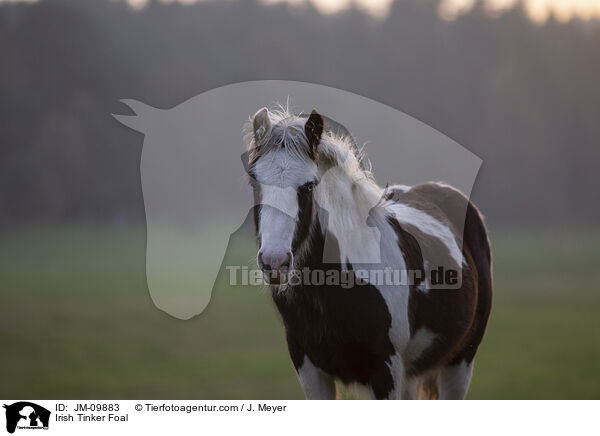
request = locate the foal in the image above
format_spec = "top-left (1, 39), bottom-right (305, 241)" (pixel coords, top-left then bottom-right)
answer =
top-left (244, 106), bottom-right (492, 399)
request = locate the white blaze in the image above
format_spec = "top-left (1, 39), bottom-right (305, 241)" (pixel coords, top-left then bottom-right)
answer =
top-left (258, 184), bottom-right (299, 255)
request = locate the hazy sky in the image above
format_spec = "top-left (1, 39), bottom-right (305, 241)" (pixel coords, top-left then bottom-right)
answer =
top-left (0, 0), bottom-right (598, 22)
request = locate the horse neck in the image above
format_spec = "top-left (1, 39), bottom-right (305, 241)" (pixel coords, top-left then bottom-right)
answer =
top-left (303, 165), bottom-right (384, 269)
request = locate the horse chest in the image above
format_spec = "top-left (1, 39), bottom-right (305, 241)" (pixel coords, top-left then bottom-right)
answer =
top-left (273, 282), bottom-right (396, 385)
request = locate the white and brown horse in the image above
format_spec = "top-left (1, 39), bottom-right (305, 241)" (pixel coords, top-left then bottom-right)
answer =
top-left (244, 106), bottom-right (492, 399)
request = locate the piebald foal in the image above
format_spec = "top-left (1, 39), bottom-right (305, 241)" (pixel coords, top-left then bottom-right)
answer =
top-left (244, 106), bottom-right (492, 399)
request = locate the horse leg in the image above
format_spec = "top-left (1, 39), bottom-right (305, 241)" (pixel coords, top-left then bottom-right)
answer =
top-left (369, 355), bottom-right (405, 399)
top-left (438, 360), bottom-right (473, 400)
top-left (401, 378), bottom-right (419, 399)
top-left (413, 372), bottom-right (441, 399)
top-left (297, 356), bottom-right (337, 400)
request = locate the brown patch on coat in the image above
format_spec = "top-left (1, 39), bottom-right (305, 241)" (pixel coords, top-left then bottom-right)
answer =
top-left (386, 182), bottom-right (493, 375)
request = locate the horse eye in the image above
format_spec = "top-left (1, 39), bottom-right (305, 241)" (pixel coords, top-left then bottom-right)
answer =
top-left (305, 181), bottom-right (316, 191)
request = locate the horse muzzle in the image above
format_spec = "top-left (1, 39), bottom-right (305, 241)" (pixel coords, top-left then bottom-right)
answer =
top-left (258, 250), bottom-right (293, 285)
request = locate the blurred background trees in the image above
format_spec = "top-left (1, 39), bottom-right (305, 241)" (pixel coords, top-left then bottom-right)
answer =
top-left (1, 0), bottom-right (599, 229)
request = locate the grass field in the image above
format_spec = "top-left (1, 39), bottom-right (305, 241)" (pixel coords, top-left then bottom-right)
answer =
top-left (0, 227), bottom-right (599, 399)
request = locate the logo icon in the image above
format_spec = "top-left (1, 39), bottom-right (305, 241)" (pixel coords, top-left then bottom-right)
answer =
top-left (3, 402), bottom-right (50, 434)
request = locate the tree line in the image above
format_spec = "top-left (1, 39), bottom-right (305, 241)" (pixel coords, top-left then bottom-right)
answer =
top-left (1, 0), bottom-right (599, 229)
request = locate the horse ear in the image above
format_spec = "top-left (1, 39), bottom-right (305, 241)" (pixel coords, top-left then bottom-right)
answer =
top-left (252, 107), bottom-right (272, 146)
top-left (305, 109), bottom-right (324, 155)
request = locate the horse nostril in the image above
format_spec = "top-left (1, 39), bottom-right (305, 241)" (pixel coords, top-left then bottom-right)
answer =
top-left (281, 252), bottom-right (292, 270)
top-left (257, 251), bottom-right (274, 271)
top-left (258, 251), bottom-right (272, 271)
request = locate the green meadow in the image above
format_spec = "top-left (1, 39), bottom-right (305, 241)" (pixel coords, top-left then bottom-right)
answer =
top-left (0, 228), bottom-right (598, 399)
